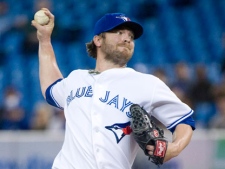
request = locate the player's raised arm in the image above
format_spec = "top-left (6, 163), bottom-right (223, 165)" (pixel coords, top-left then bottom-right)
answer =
top-left (31, 8), bottom-right (63, 98)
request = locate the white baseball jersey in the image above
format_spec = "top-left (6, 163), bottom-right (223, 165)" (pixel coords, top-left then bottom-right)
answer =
top-left (46, 67), bottom-right (194, 169)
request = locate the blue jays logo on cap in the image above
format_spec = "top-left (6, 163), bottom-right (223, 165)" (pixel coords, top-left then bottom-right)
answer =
top-left (115, 16), bottom-right (131, 21)
top-left (94, 13), bottom-right (143, 39)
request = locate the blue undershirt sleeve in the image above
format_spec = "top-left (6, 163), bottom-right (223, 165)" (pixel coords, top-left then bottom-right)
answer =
top-left (45, 78), bottom-right (63, 109)
top-left (169, 115), bottom-right (196, 133)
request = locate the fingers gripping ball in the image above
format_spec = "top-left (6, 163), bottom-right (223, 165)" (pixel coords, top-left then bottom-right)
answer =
top-left (130, 104), bottom-right (168, 166)
top-left (34, 10), bottom-right (50, 25)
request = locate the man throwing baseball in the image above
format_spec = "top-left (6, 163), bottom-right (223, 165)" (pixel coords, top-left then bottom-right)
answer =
top-left (32, 8), bottom-right (195, 169)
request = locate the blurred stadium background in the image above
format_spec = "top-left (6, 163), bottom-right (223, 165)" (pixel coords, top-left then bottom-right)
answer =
top-left (1, 0), bottom-right (225, 168)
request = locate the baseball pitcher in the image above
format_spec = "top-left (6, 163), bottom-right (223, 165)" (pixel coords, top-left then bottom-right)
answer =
top-left (32, 8), bottom-right (195, 169)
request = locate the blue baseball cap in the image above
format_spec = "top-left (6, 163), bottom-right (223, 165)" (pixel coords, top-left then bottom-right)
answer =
top-left (94, 13), bottom-right (143, 39)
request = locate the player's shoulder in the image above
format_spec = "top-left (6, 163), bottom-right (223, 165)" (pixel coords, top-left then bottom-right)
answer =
top-left (126, 68), bottom-right (168, 88)
top-left (67, 69), bottom-right (89, 77)
top-left (126, 68), bottom-right (160, 80)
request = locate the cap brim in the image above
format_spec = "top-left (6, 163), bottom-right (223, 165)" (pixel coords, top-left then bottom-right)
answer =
top-left (118, 21), bottom-right (143, 39)
top-left (108, 21), bottom-right (143, 39)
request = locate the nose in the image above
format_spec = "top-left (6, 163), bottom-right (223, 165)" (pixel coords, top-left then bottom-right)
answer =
top-left (123, 35), bottom-right (131, 43)
top-left (121, 30), bottom-right (133, 43)
top-left (124, 38), bottom-right (130, 43)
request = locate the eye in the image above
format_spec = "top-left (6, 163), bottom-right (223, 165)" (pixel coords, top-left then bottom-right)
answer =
top-left (130, 34), bottom-right (134, 40)
top-left (116, 30), bottom-right (123, 35)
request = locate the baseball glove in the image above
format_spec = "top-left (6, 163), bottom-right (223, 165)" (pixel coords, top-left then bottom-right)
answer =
top-left (130, 104), bottom-right (168, 166)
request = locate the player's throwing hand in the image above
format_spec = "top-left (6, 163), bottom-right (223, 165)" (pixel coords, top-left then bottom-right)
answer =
top-left (31, 8), bottom-right (54, 42)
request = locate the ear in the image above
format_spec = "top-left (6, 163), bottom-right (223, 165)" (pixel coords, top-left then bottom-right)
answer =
top-left (93, 35), bottom-right (102, 47)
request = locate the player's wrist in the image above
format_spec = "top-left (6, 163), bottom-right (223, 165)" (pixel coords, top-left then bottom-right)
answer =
top-left (164, 142), bottom-right (179, 162)
top-left (38, 38), bottom-right (52, 45)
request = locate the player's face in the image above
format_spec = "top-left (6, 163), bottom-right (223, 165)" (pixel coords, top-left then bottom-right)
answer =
top-left (100, 29), bottom-right (135, 66)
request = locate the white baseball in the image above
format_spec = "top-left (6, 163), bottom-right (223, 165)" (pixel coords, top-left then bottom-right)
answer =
top-left (34, 10), bottom-right (50, 25)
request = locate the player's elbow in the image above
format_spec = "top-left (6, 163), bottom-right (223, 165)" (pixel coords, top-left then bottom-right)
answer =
top-left (42, 89), bottom-right (47, 99)
top-left (40, 86), bottom-right (47, 99)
